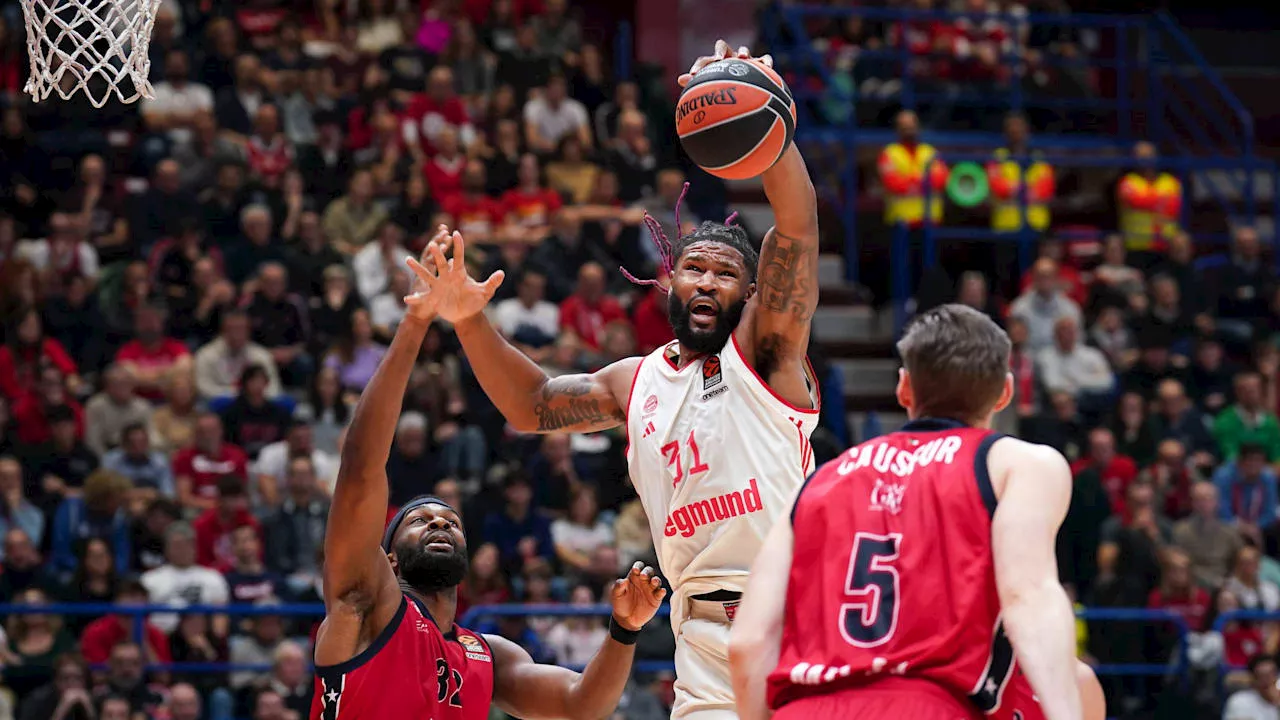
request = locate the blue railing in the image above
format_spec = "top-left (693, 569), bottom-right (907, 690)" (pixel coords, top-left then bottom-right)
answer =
top-left (0, 602), bottom-right (1192, 683)
top-left (759, 4), bottom-right (1267, 285)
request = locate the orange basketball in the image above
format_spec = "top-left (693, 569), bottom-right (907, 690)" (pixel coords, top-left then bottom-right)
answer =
top-left (676, 58), bottom-right (796, 180)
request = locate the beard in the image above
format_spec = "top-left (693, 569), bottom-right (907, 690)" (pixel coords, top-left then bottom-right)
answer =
top-left (668, 292), bottom-right (746, 356)
top-left (394, 541), bottom-right (469, 593)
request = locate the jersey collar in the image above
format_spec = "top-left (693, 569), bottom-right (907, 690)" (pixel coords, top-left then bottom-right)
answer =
top-left (901, 417), bottom-right (968, 432)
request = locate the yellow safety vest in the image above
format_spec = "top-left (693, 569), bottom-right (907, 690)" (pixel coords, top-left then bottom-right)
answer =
top-left (1119, 172), bottom-right (1181, 251)
top-left (990, 147), bottom-right (1053, 233)
top-left (880, 143), bottom-right (945, 226)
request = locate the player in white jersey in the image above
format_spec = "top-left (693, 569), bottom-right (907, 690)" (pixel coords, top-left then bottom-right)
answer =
top-left (403, 41), bottom-right (820, 720)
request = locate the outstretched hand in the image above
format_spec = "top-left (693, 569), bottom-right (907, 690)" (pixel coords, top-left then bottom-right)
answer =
top-left (610, 562), bottom-right (667, 632)
top-left (405, 227), bottom-right (505, 323)
top-left (678, 39), bottom-right (774, 88)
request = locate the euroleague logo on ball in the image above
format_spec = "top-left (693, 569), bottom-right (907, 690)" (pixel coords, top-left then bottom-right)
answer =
top-left (676, 87), bottom-right (738, 125)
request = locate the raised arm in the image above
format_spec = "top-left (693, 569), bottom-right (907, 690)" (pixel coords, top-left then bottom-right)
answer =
top-left (408, 230), bottom-right (637, 434)
top-left (488, 563), bottom-right (665, 720)
top-left (989, 438), bottom-right (1081, 720)
top-left (314, 239), bottom-right (441, 667)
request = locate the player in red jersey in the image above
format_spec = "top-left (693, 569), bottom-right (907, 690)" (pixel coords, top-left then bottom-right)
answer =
top-left (728, 304), bottom-right (1104, 720)
top-left (311, 228), bottom-right (667, 720)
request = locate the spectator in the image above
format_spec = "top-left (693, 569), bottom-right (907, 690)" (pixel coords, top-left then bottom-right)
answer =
top-left (529, 433), bottom-right (585, 516)
top-left (263, 456), bottom-right (328, 588)
top-left (1091, 234), bottom-right (1145, 306)
top-left (130, 158), bottom-right (199, 252)
top-left (1036, 315), bottom-right (1114, 405)
top-left (0, 305), bottom-right (79, 403)
top-left (245, 262), bottom-right (311, 388)
top-left (225, 204), bottom-right (286, 286)
top-left (370, 269), bottom-right (411, 342)
top-left (193, 475), bottom-right (261, 570)
top-left (13, 364), bottom-right (85, 446)
top-left (194, 310), bottom-right (283, 401)
top-left (101, 423), bottom-right (174, 502)
top-left (284, 212), bottom-right (344, 299)
top-left (1191, 337), bottom-right (1237, 415)
top-left (22, 402), bottom-right (96, 498)
top-left (15, 653), bottom-right (92, 720)
top-left (1138, 438), bottom-right (1202, 520)
top-left (168, 682), bottom-right (202, 720)
top-left (255, 421), bottom-right (338, 505)
top-left (42, 274), bottom-right (107, 375)
top-left (307, 265), bottom-right (363, 360)
top-left (100, 641), bottom-right (164, 716)
top-left (1174, 482), bottom-right (1244, 590)
top-left (1147, 547), bottom-right (1211, 633)
top-left (114, 302), bottom-right (193, 402)
top-left (457, 542), bottom-right (510, 616)
top-left (559, 262), bottom-right (627, 351)
top-left (140, 522), bottom-right (230, 634)
top-left (1119, 326), bottom-right (1188, 402)
top-left (173, 256), bottom-right (238, 346)
top-left (229, 603), bottom-right (287, 689)
top-left (546, 135), bottom-right (601, 205)
top-left (1153, 378), bottom-right (1217, 467)
top-left (422, 126), bottom-right (468, 200)
top-left (297, 367), bottom-right (349, 455)
top-left (441, 160), bottom-right (506, 243)
top-left (323, 309), bottom-right (389, 397)
top-left (551, 485), bottom-right (614, 577)
top-left (48, 469), bottom-right (133, 577)
top-left (1222, 653), bottom-right (1280, 720)
top-left (631, 271), bottom-right (675, 356)
top-left (1216, 372), bottom-right (1280, 462)
top-left (0, 456), bottom-right (44, 555)
top-left (219, 365), bottom-right (290, 460)
top-left (1074, 427), bottom-right (1140, 516)
top-left (544, 583), bottom-right (606, 667)
top-left (59, 537), bottom-right (119, 632)
top-left (385, 412), bottom-right (438, 507)
top-left (1205, 226), bottom-right (1274, 348)
top-left (151, 374), bottom-right (199, 454)
top-left (214, 54), bottom-right (265, 137)
top-left (1089, 305), bottom-right (1137, 373)
top-left (3, 587), bottom-right (75, 700)
top-left (140, 49), bottom-right (215, 147)
top-left (256, 640), bottom-right (310, 717)
top-left (131, 498), bottom-right (181, 573)
top-left (168, 611), bottom-right (230, 700)
top-left (1112, 392), bottom-right (1158, 468)
top-left (321, 169), bottom-right (388, 254)
top-left (172, 412), bottom-right (249, 511)
top-left (1224, 545), bottom-right (1280, 613)
top-left (1213, 444), bottom-right (1279, 545)
top-left (83, 366), bottom-right (153, 457)
top-left (79, 580), bottom-right (171, 666)
top-left (1008, 258), bottom-right (1084, 354)
top-left (501, 153), bottom-right (562, 240)
top-left (482, 472), bottom-right (554, 572)
top-left (1137, 273), bottom-right (1196, 348)
top-left (524, 73), bottom-right (591, 153)
top-left (353, 221), bottom-right (412, 304)
top-left (1095, 479), bottom-right (1169, 606)
top-left (15, 211), bottom-right (100, 285)
top-left (0, 529), bottom-right (51, 601)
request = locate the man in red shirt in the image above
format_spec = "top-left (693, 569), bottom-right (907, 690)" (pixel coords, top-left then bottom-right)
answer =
top-left (1070, 427), bottom-right (1139, 517)
top-left (171, 412), bottom-right (249, 512)
top-left (401, 66), bottom-right (478, 156)
top-left (501, 154), bottom-right (563, 241)
top-left (80, 580), bottom-right (172, 664)
top-left (193, 475), bottom-right (262, 569)
top-left (115, 302), bottom-right (193, 401)
top-left (442, 161), bottom-right (507, 244)
top-left (422, 126), bottom-right (467, 199)
top-left (1147, 547), bottom-right (1209, 632)
top-left (13, 366), bottom-right (85, 445)
top-left (558, 262), bottom-right (627, 350)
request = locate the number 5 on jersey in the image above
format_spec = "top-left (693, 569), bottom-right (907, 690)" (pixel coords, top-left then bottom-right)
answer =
top-left (662, 430), bottom-right (711, 489)
top-left (839, 533), bottom-right (902, 648)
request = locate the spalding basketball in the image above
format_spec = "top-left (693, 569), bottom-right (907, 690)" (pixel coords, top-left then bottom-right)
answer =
top-left (676, 58), bottom-right (796, 180)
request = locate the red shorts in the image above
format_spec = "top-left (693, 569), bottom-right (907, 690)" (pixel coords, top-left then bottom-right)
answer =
top-left (773, 678), bottom-right (981, 720)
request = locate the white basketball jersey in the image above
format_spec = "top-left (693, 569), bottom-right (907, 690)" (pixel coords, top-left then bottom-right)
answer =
top-left (625, 335), bottom-right (819, 599)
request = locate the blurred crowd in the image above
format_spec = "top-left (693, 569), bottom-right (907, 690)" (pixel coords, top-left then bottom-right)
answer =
top-left (0, 0), bottom-right (851, 718)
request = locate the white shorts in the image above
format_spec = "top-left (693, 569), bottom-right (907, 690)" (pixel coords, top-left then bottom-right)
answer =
top-left (672, 618), bottom-right (739, 719)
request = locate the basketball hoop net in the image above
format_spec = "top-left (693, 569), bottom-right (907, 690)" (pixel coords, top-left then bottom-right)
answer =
top-left (21, 0), bottom-right (161, 107)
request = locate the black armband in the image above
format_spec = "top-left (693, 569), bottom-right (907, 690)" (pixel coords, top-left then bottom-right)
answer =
top-left (608, 616), bottom-right (641, 645)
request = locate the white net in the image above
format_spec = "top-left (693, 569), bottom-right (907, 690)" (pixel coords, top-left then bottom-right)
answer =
top-left (21, 0), bottom-right (162, 108)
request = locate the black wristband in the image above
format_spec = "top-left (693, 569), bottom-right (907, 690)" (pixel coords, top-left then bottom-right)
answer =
top-left (608, 616), bottom-right (641, 645)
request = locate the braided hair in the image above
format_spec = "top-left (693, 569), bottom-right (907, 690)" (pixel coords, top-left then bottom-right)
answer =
top-left (621, 182), bottom-right (756, 290)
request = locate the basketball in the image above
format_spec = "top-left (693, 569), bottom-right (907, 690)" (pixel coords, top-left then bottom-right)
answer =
top-left (676, 58), bottom-right (796, 180)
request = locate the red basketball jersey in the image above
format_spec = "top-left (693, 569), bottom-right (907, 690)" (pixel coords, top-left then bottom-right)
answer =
top-left (312, 595), bottom-right (494, 720)
top-left (767, 418), bottom-right (1040, 718)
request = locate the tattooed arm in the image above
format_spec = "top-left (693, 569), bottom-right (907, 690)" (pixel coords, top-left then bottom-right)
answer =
top-left (453, 312), bottom-right (640, 432)
top-left (739, 144), bottom-right (820, 409)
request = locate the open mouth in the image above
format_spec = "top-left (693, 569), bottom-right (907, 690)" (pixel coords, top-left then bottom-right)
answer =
top-left (688, 298), bottom-right (719, 324)
top-left (424, 532), bottom-right (454, 552)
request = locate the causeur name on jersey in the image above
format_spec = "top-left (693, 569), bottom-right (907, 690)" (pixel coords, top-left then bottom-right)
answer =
top-left (664, 479), bottom-right (764, 538)
top-left (835, 436), bottom-right (963, 479)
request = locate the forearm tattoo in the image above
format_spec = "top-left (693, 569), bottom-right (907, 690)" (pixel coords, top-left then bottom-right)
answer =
top-left (532, 376), bottom-right (626, 432)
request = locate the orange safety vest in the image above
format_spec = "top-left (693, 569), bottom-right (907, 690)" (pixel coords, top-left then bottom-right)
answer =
top-left (988, 147), bottom-right (1054, 233)
top-left (1118, 172), bottom-right (1181, 251)
top-left (878, 142), bottom-right (947, 227)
